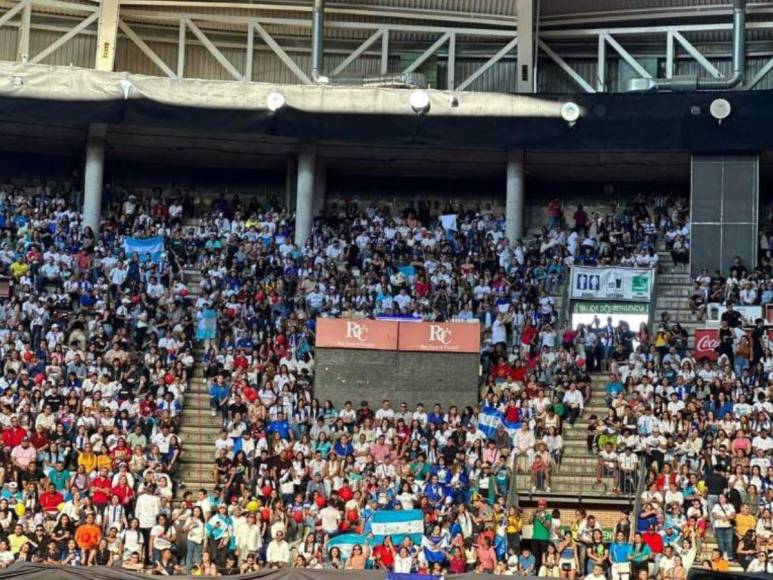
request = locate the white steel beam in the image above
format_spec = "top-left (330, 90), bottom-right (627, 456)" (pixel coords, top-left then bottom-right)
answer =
top-left (456, 36), bottom-right (517, 91)
top-left (253, 22), bottom-right (311, 84)
top-left (245, 19), bottom-right (254, 81)
top-left (666, 30), bottom-right (674, 79)
top-left (596, 33), bottom-right (606, 92)
top-left (744, 57), bottom-right (773, 89)
top-left (516, 0), bottom-right (533, 93)
top-left (329, 29), bottom-right (383, 78)
top-left (94, 0), bottom-right (120, 72)
top-left (602, 33), bottom-right (652, 79)
top-left (118, 18), bottom-right (176, 78)
top-left (403, 32), bottom-right (450, 74)
top-left (672, 30), bottom-right (723, 79)
top-left (380, 29), bottom-right (389, 75)
top-left (447, 32), bottom-right (456, 90)
top-left (177, 16), bottom-right (186, 78)
top-left (538, 39), bottom-right (595, 93)
top-left (15, 0), bottom-right (30, 62)
top-left (0, 0), bottom-right (29, 32)
top-left (29, 11), bottom-right (98, 65)
top-left (185, 17), bottom-right (243, 81)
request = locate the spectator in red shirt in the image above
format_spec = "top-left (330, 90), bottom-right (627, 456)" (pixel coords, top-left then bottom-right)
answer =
top-left (2, 418), bottom-right (27, 450)
top-left (39, 483), bottom-right (64, 515)
top-left (642, 524), bottom-right (664, 554)
top-left (91, 468), bottom-right (112, 507)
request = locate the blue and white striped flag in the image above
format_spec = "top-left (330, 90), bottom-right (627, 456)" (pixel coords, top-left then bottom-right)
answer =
top-left (371, 509), bottom-right (424, 544)
top-left (502, 417), bottom-right (522, 442)
top-left (326, 533), bottom-right (369, 559)
top-left (124, 236), bottom-right (165, 262)
top-left (479, 406), bottom-right (503, 439)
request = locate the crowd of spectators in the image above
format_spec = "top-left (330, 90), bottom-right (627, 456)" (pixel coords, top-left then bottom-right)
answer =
top-left (4, 179), bottom-right (761, 580)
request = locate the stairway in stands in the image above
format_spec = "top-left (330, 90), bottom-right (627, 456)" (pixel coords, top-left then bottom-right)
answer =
top-left (652, 242), bottom-right (698, 346)
top-left (510, 374), bottom-right (632, 505)
top-left (177, 267), bottom-right (218, 493)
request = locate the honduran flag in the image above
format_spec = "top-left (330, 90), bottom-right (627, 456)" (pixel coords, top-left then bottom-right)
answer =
top-left (370, 509), bottom-right (424, 544)
top-left (479, 406), bottom-right (503, 439)
top-left (421, 534), bottom-right (448, 564)
top-left (124, 236), bottom-right (165, 263)
top-left (326, 533), bottom-right (370, 559)
top-left (502, 417), bottom-right (522, 442)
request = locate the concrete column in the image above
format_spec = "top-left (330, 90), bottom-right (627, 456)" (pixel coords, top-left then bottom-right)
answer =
top-left (506, 149), bottom-right (525, 244)
top-left (295, 143), bottom-right (316, 246)
top-left (312, 160), bottom-right (327, 217)
top-left (83, 124), bottom-right (107, 234)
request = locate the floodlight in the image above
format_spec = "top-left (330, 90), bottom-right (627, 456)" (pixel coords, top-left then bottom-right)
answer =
top-left (266, 92), bottom-right (286, 111)
top-left (560, 101), bottom-right (581, 124)
top-left (409, 90), bottom-right (431, 114)
top-left (709, 98), bottom-right (731, 123)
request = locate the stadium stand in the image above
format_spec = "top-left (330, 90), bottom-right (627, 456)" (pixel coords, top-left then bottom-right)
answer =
top-left (0, 0), bottom-right (771, 578)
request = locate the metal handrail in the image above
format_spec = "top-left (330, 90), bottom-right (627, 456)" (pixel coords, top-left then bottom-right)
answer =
top-left (629, 453), bottom-right (649, 541)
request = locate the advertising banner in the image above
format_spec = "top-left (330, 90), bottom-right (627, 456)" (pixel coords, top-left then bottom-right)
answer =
top-left (694, 328), bottom-right (719, 361)
top-left (398, 321), bottom-right (480, 353)
top-left (570, 266), bottom-right (654, 302)
top-left (694, 327), bottom-right (773, 361)
top-left (315, 318), bottom-right (398, 350)
top-left (573, 302), bottom-right (649, 315)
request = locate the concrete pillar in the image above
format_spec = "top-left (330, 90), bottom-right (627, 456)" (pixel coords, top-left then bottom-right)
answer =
top-left (295, 143), bottom-right (316, 246)
top-left (506, 149), bottom-right (525, 244)
top-left (312, 160), bottom-right (327, 217)
top-left (83, 124), bottom-right (107, 234)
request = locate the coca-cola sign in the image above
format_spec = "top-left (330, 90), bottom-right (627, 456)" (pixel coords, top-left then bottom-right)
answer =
top-left (694, 329), bottom-right (719, 361)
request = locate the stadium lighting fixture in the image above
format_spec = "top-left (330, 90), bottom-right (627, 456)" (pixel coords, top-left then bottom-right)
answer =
top-left (266, 92), bottom-right (286, 112)
top-left (560, 101), bottom-right (581, 126)
top-left (409, 90), bottom-right (431, 114)
top-left (709, 98), bottom-right (732, 124)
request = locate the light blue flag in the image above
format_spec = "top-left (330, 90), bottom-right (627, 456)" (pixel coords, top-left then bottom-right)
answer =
top-left (370, 509), bottom-right (424, 544)
top-left (479, 406), bottom-right (503, 439)
top-left (398, 265), bottom-right (416, 283)
top-left (124, 236), bottom-right (165, 262)
top-left (195, 309), bottom-right (217, 340)
top-left (326, 533), bottom-right (370, 559)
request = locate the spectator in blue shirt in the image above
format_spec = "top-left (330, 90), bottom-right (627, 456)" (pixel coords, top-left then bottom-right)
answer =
top-left (518, 546), bottom-right (536, 576)
top-left (609, 531), bottom-right (633, 579)
top-left (333, 434), bottom-right (353, 457)
top-left (208, 376), bottom-right (229, 419)
top-left (267, 411), bottom-right (291, 440)
top-left (605, 374), bottom-right (624, 408)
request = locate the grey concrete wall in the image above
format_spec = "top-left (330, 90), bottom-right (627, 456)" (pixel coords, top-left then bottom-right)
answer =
top-left (315, 348), bottom-right (480, 410)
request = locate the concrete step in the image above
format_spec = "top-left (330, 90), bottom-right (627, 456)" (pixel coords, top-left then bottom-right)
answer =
top-left (655, 297), bottom-right (690, 308)
top-left (511, 474), bottom-right (618, 495)
top-left (657, 273), bottom-right (692, 284)
top-left (657, 286), bottom-right (693, 297)
top-left (179, 410), bottom-right (224, 427)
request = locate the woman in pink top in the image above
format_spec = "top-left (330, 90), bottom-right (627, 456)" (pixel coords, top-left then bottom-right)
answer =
top-left (475, 537), bottom-right (496, 573)
top-left (731, 430), bottom-right (751, 454)
top-left (345, 544), bottom-right (369, 570)
top-left (482, 441), bottom-right (501, 465)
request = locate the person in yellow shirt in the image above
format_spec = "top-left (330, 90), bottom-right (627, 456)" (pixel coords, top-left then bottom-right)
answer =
top-left (506, 506), bottom-right (524, 553)
top-left (9, 259), bottom-right (28, 281)
top-left (735, 504), bottom-right (757, 539)
top-left (96, 448), bottom-right (113, 472)
top-left (7, 523), bottom-right (29, 554)
top-left (709, 549), bottom-right (729, 572)
top-left (78, 444), bottom-right (98, 474)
